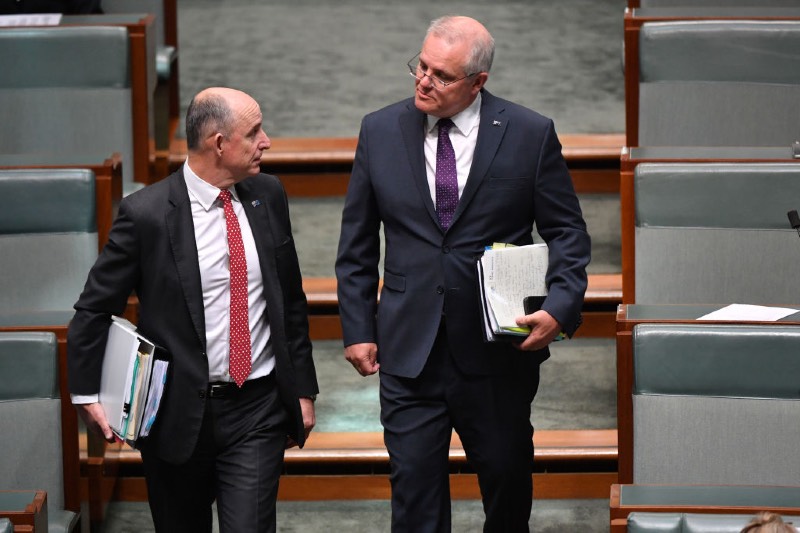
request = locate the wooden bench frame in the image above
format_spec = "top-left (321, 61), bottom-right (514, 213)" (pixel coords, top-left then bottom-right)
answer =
top-left (107, 429), bottom-right (617, 501)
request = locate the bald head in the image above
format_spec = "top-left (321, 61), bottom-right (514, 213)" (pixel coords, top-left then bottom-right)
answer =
top-left (185, 87), bottom-right (258, 152)
top-left (426, 16), bottom-right (494, 75)
top-left (184, 87), bottom-right (270, 187)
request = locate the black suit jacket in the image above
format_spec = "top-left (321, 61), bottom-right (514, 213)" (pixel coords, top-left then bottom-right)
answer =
top-left (68, 168), bottom-right (317, 464)
top-left (336, 90), bottom-right (591, 378)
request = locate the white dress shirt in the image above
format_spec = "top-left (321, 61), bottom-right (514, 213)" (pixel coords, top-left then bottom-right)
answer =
top-left (424, 92), bottom-right (482, 204)
top-left (71, 164), bottom-right (276, 405)
top-left (183, 162), bottom-right (274, 382)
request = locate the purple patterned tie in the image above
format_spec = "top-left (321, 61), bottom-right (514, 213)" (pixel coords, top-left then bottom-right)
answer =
top-left (435, 118), bottom-right (458, 230)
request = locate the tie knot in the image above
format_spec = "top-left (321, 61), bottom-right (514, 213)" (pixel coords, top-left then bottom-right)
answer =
top-left (438, 118), bottom-right (454, 135)
top-left (218, 189), bottom-right (232, 204)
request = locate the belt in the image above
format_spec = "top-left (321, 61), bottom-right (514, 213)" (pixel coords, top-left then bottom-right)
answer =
top-left (207, 374), bottom-right (272, 399)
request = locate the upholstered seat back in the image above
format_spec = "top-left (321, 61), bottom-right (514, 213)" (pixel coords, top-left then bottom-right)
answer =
top-left (0, 169), bottom-right (97, 325)
top-left (627, 512), bottom-right (799, 533)
top-left (0, 26), bottom-right (141, 194)
top-left (638, 20), bottom-right (800, 146)
top-left (634, 162), bottom-right (800, 304)
top-left (631, 324), bottom-right (800, 485)
top-left (0, 332), bottom-right (69, 519)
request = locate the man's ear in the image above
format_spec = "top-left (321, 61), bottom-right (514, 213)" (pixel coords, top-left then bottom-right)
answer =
top-left (471, 72), bottom-right (489, 95)
top-left (213, 133), bottom-right (225, 156)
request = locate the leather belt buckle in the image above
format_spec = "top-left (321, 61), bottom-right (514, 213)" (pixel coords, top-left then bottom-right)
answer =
top-left (208, 382), bottom-right (234, 399)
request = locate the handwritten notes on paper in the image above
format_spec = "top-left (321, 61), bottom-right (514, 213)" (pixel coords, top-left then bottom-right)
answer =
top-left (478, 243), bottom-right (548, 340)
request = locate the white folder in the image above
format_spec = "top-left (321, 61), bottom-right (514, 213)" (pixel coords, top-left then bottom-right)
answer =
top-left (99, 316), bottom-right (157, 445)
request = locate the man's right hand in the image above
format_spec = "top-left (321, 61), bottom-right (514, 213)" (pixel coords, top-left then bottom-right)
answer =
top-left (76, 402), bottom-right (116, 443)
top-left (344, 342), bottom-right (379, 376)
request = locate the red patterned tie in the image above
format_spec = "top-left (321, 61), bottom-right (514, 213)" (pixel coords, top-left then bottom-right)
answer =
top-left (219, 189), bottom-right (251, 387)
top-left (435, 118), bottom-right (458, 230)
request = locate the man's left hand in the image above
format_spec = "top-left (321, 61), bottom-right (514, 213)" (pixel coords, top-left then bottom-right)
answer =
top-left (286, 397), bottom-right (316, 449)
top-left (514, 310), bottom-right (562, 351)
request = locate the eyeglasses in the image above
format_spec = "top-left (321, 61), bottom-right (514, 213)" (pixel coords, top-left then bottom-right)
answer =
top-left (406, 53), bottom-right (477, 91)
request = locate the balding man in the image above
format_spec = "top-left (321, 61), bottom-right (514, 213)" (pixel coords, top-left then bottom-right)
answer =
top-left (336, 16), bottom-right (590, 532)
top-left (68, 87), bottom-right (318, 532)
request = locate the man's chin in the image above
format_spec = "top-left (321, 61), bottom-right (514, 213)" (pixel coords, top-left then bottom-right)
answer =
top-left (414, 94), bottom-right (436, 114)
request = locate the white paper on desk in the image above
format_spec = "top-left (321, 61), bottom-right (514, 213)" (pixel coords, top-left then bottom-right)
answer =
top-left (696, 303), bottom-right (799, 322)
top-left (481, 243), bottom-right (548, 329)
top-left (0, 13), bottom-right (62, 26)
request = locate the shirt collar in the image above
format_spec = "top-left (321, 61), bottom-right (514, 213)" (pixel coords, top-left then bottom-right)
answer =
top-left (183, 161), bottom-right (241, 211)
top-left (425, 92), bottom-right (482, 137)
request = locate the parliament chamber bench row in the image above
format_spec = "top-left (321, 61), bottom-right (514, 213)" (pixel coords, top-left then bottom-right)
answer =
top-left (0, 2), bottom-right (180, 195)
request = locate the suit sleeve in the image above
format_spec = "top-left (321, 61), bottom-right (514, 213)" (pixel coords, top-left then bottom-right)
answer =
top-left (67, 200), bottom-right (141, 395)
top-left (534, 120), bottom-right (591, 336)
top-left (274, 184), bottom-right (318, 396)
top-left (335, 118), bottom-right (382, 347)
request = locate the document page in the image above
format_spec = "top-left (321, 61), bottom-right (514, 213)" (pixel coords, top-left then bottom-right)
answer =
top-left (480, 243), bottom-right (548, 334)
top-left (697, 303), bottom-right (799, 321)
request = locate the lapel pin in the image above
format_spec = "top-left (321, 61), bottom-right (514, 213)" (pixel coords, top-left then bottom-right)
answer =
top-left (492, 120), bottom-right (502, 127)
top-left (252, 200), bottom-right (261, 207)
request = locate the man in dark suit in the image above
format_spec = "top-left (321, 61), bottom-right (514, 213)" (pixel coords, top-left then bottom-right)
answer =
top-left (68, 87), bottom-right (318, 532)
top-left (336, 16), bottom-right (590, 532)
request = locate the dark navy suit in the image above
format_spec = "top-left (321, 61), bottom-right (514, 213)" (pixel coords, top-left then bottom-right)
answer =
top-left (336, 89), bottom-right (590, 532)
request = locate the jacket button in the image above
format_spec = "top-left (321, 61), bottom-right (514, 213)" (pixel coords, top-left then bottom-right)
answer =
top-left (442, 245), bottom-right (450, 254)
top-left (436, 286), bottom-right (445, 294)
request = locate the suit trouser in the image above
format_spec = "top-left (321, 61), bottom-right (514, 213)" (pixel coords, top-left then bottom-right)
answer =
top-left (141, 373), bottom-right (290, 533)
top-left (380, 324), bottom-right (541, 533)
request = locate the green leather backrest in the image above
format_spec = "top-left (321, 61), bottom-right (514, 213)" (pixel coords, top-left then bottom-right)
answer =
top-left (0, 332), bottom-right (59, 400)
top-left (631, 324), bottom-right (800, 486)
top-left (0, 332), bottom-right (65, 512)
top-left (640, 21), bottom-right (800, 84)
top-left (633, 163), bottom-right (800, 305)
top-left (635, 163), bottom-right (800, 230)
top-left (633, 324), bottom-right (800, 398)
top-left (0, 169), bottom-right (96, 234)
top-left (637, 20), bottom-right (800, 146)
top-left (0, 26), bottom-right (129, 89)
top-left (0, 169), bottom-right (98, 317)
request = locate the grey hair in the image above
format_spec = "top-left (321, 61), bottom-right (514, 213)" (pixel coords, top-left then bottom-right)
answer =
top-left (427, 15), bottom-right (495, 74)
top-left (185, 93), bottom-right (234, 151)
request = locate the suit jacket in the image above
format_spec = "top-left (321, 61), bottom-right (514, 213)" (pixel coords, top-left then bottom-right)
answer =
top-left (336, 90), bottom-right (591, 379)
top-left (67, 168), bottom-right (317, 464)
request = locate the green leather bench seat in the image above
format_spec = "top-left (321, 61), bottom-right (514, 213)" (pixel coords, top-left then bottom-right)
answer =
top-left (637, 20), bottom-right (800, 146)
top-left (0, 332), bottom-right (78, 533)
top-left (634, 162), bottom-right (800, 305)
top-left (627, 512), bottom-right (798, 533)
top-left (0, 26), bottom-right (142, 195)
top-left (632, 324), bottom-right (800, 486)
top-left (0, 169), bottom-right (98, 326)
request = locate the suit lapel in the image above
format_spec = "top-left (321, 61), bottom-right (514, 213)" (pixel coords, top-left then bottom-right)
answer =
top-left (236, 181), bottom-right (282, 316)
top-left (165, 170), bottom-right (206, 348)
top-left (399, 103), bottom-right (440, 228)
top-left (451, 90), bottom-right (507, 229)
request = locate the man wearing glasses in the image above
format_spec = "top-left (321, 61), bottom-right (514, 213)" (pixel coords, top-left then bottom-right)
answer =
top-left (336, 15), bottom-right (590, 532)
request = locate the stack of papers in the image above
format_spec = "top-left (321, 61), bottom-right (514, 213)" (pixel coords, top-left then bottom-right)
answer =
top-left (477, 243), bottom-right (549, 342)
top-left (100, 317), bottom-right (168, 447)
